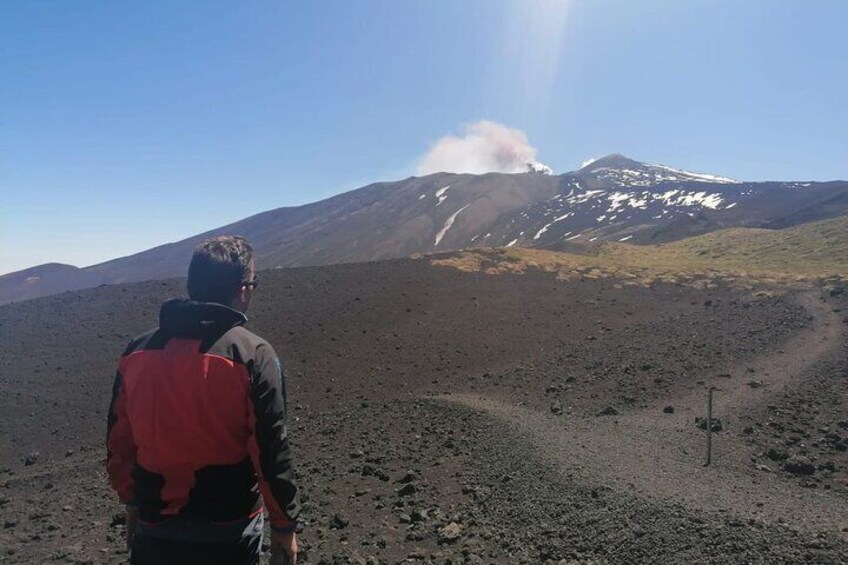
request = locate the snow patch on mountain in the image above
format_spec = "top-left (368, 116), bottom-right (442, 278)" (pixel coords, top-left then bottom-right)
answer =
top-left (434, 203), bottom-right (470, 247)
top-left (583, 159), bottom-right (740, 188)
top-left (654, 164), bottom-right (740, 184)
top-left (533, 223), bottom-right (552, 240)
top-left (567, 190), bottom-right (607, 204)
top-left (435, 185), bottom-right (451, 206)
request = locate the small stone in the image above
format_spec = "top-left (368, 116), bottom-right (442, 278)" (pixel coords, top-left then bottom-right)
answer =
top-left (766, 447), bottom-right (788, 461)
top-left (695, 417), bottom-right (722, 432)
top-left (599, 406), bottom-right (618, 416)
top-left (110, 513), bottom-right (126, 527)
top-left (397, 483), bottom-right (417, 497)
top-left (663, 406), bottom-right (674, 414)
top-left (330, 514), bottom-right (349, 530)
top-left (437, 522), bottom-right (463, 545)
top-left (398, 470), bottom-right (417, 484)
top-left (409, 508), bottom-right (428, 522)
top-left (23, 452), bottom-right (39, 466)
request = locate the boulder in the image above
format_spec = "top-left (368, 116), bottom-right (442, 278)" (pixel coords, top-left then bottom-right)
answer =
top-left (783, 455), bottom-right (816, 476)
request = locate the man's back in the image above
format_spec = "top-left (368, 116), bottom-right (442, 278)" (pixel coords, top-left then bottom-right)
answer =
top-left (107, 236), bottom-right (299, 564)
top-left (108, 299), bottom-right (298, 565)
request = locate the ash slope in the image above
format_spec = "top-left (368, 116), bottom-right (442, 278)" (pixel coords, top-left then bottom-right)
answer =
top-left (4, 154), bottom-right (847, 304)
top-left (1, 258), bottom-right (846, 564)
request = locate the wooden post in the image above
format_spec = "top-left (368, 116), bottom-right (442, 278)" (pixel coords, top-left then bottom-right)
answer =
top-left (705, 387), bottom-right (714, 467)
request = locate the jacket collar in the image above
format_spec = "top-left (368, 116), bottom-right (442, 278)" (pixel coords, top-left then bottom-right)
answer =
top-left (159, 298), bottom-right (247, 337)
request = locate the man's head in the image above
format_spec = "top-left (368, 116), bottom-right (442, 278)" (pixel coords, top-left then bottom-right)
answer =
top-left (187, 235), bottom-right (257, 312)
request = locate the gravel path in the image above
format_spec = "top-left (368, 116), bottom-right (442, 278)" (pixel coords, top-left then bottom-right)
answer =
top-left (441, 291), bottom-right (848, 536)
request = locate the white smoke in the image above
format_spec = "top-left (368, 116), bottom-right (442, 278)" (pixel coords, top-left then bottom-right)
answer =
top-left (417, 120), bottom-right (552, 176)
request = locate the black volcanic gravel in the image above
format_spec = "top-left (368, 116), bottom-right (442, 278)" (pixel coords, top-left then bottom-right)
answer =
top-left (0, 258), bottom-right (845, 563)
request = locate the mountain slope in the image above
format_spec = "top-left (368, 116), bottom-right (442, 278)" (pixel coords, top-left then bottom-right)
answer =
top-left (600, 214), bottom-right (848, 277)
top-left (79, 172), bottom-right (561, 281)
top-left (0, 263), bottom-right (105, 304)
top-left (490, 156), bottom-right (848, 248)
top-left (432, 215), bottom-right (848, 296)
top-left (2, 155), bottom-right (846, 303)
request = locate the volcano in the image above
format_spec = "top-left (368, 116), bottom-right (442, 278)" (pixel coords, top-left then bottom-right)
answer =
top-left (2, 155), bottom-right (847, 304)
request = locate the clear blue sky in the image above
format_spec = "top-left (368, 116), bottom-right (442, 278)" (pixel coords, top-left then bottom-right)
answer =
top-left (2, 0), bottom-right (846, 274)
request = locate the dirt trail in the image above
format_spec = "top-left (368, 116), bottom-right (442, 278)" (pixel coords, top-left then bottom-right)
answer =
top-left (650, 290), bottom-right (844, 421)
top-left (442, 393), bottom-right (848, 535)
top-left (439, 291), bottom-right (848, 536)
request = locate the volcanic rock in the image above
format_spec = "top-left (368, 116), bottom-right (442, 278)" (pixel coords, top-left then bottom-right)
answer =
top-left (437, 522), bottom-right (463, 545)
top-left (398, 470), bottom-right (417, 484)
top-left (695, 417), bottom-right (723, 432)
top-left (783, 455), bottom-right (816, 476)
top-left (330, 514), bottom-right (349, 530)
top-left (766, 447), bottom-right (789, 461)
top-left (397, 483), bottom-right (417, 497)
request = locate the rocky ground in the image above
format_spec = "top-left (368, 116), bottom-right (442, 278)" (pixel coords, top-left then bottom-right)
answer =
top-left (0, 257), bottom-right (846, 563)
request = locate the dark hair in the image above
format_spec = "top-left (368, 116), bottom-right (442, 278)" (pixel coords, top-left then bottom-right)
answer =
top-left (187, 236), bottom-right (254, 304)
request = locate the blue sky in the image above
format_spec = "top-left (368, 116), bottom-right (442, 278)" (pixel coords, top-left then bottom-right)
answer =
top-left (2, 0), bottom-right (846, 274)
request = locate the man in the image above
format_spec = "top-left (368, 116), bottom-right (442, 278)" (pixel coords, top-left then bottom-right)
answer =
top-left (106, 235), bottom-right (299, 565)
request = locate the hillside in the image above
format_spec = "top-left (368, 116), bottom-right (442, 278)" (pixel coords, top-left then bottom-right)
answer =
top-left (601, 215), bottom-right (848, 278)
top-left (2, 255), bottom-right (846, 563)
top-left (2, 155), bottom-right (847, 304)
top-left (433, 215), bottom-right (848, 288)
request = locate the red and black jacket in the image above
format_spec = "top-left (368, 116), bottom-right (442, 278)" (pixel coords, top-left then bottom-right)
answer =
top-left (106, 298), bottom-right (299, 532)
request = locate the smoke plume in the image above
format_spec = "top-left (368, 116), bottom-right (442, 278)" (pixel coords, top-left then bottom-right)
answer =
top-left (417, 120), bottom-right (552, 176)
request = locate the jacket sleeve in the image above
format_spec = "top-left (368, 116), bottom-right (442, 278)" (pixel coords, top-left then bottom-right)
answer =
top-left (106, 367), bottom-right (137, 504)
top-left (247, 343), bottom-right (300, 531)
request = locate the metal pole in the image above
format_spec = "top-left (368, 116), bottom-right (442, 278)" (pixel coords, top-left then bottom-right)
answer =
top-left (705, 387), bottom-right (714, 467)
